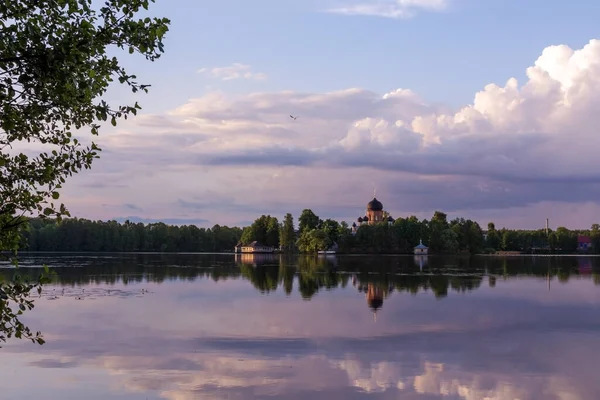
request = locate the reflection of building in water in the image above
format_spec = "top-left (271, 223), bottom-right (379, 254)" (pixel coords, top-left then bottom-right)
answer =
top-left (366, 284), bottom-right (383, 321)
top-left (351, 194), bottom-right (395, 235)
top-left (234, 253), bottom-right (278, 267)
top-left (352, 278), bottom-right (393, 321)
top-left (577, 257), bottom-right (592, 274)
top-left (317, 253), bottom-right (339, 268)
top-left (414, 255), bottom-right (428, 270)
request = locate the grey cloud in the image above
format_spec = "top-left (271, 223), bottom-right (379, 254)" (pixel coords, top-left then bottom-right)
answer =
top-left (177, 198), bottom-right (300, 217)
top-left (381, 178), bottom-right (600, 214)
top-left (123, 203), bottom-right (142, 211)
top-left (201, 146), bottom-right (319, 167)
top-left (235, 220), bottom-right (254, 227)
top-left (135, 115), bottom-right (191, 129)
top-left (190, 131), bottom-right (597, 184)
top-left (172, 130), bottom-right (600, 215)
top-left (28, 358), bottom-right (79, 369)
top-left (174, 386), bottom-right (449, 400)
top-left (78, 181), bottom-right (129, 189)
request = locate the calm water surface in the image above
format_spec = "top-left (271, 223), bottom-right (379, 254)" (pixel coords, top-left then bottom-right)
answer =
top-left (1, 253), bottom-right (600, 400)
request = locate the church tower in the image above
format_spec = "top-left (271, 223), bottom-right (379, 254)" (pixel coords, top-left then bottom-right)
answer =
top-left (366, 195), bottom-right (384, 225)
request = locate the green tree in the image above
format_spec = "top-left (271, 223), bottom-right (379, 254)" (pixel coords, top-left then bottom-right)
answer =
top-left (553, 227), bottom-right (577, 253)
top-left (592, 224), bottom-right (600, 254)
top-left (450, 218), bottom-right (484, 254)
top-left (501, 229), bottom-right (521, 251)
top-left (298, 209), bottom-right (321, 233)
top-left (240, 226), bottom-right (253, 245)
top-left (1, 1), bottom-right (169, 223)
top-left (265, 217), bottom-right (280, 248)
top-left (485, 222), bottom-right (501, 251)
top-left (441, 229), bottom-right (459, 253)
top-left (240, 215), bottom-right (279, 247)
top-left (20, 217), bottom-right (242, 252)
top-left (321, 219), bottom-right (341, 247)
top-left (0, 1), bottom-right (170, 345)
top-left (428, 211), bottom-right (449, 253)
top-left (338, 221), bottom-right (350, 237)
top-left (279, 213), bottom-right (296, 253)
top-left (296, 229), bottom-right (328, 253)
top-left (0, 215), bottom-right (51, 346)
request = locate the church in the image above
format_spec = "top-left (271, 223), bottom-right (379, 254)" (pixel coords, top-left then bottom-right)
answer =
top-left (351, 194), bottom-right (395, 234)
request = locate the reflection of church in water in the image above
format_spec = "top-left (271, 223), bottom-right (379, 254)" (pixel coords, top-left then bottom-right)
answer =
top-left (352, 256), bottom-right (428, 321)
top-left (352, 277), bottom-right (394, 321)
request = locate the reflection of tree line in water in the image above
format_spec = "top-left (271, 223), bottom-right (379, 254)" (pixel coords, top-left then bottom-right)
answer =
top-left (2, 254), bottom-right (599, 301)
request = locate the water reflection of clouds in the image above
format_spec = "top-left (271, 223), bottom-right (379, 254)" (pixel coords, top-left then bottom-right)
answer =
top-left (2, 277), bottom-right (600, 399)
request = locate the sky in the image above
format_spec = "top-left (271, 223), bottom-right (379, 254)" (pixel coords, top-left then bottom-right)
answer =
top-left (56, 0), bottom-right (600, 229)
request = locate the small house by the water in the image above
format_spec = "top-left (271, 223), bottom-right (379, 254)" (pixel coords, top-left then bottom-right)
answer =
top-left (577, 235), bottom-right (592, 252)
top-left (414, 239), bottom-right (428, 255)
top-left (234, 242), bottom-right (243, 253)
top-left (239, 241), bottom-right (274, 253)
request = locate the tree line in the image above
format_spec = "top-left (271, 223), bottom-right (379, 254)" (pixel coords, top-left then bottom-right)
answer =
top-left (18, 211), bottom-right (600, 254)
top-left (19, 218), bottom-right (242, 253)
top-left (243, 209), bottom-right (600, 254)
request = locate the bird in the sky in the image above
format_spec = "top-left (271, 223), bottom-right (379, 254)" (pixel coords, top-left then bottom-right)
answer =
top-left (290, 115), bottom-right (298, 120)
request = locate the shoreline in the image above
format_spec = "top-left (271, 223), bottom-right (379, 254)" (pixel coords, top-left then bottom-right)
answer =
top-left (8, 251), bottom-right (600, 257)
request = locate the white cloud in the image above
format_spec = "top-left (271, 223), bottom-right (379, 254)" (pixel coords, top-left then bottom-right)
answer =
top-left (143, 39), bottom-right (600, 180)
top-left (57, 39), bottom-right (600, 228)
top-left (326, 0), bottom-right (449, 18)
top-left (197, 63), bottom-right (267, 81)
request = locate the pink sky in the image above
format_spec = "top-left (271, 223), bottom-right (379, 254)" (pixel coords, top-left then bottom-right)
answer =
top-left (52, 39), bottom-right (600, 229)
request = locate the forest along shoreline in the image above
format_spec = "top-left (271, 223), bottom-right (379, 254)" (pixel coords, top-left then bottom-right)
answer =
top-left (17, 210), bottom-right (600, 255)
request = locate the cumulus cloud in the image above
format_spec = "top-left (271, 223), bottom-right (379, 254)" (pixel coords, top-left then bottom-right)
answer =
top-left (59, 39), bottom-right (600, 227)
top-left (326, 0), bottom-right (449, 19)
top-left (140, 40), bottom-right (600, 180)
top-left (197, 63), bottom-right (267, 81)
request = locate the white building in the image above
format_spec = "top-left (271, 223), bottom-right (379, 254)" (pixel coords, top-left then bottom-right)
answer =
top-left (240, 241), bottom-right (274, 253)
top-left (413, 239), bottom-right (429, 255)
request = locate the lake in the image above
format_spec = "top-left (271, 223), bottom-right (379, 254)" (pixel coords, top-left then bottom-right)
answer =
top-left (1, 253), bottom-right (600, 400)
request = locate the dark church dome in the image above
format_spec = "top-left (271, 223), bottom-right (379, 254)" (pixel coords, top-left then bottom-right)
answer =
top-left (357, 217), bottom-right (363, 222)
top-left (367, 197), bottom-right (383, 211)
